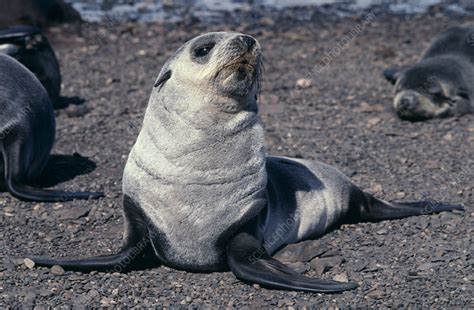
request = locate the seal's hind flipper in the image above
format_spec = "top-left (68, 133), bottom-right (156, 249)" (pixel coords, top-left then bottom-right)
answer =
top-left (227, 232), bottom-right (357, 293)
top-left (358, 192), bottom-right (464, 222)
top-left (2, 145), bottom-right (103, 202)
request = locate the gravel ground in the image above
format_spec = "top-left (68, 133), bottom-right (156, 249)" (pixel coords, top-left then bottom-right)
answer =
top-left (1, 12), bottom-right (473, 308)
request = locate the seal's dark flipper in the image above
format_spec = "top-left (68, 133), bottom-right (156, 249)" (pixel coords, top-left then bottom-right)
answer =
top-left (5, 180), bottom-right (103, 202)
top-left (30, 243), bottom-right (159, 272)
top-left (359, 193), bottom-right (464, 222)
top-left (227, 232), bottom-right (357, 293)
top-left (30, 196), bottom-right (160, 272)
top-left (383, 67), bottom-right (401, 84)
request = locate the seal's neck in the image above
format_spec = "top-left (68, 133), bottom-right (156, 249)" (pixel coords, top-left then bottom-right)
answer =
top-left (131, 90), bottom-right (266, 187)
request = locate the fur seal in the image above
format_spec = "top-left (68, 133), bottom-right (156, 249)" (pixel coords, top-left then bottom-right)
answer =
top-left (0, 0), bottom-right (81, 28)
top-left (0, 25), bottom-right (83, 108)
top-left (0, 53), bottom-right (102, 202)
top-left (384, 23), bottom-right (474, 121)
top-left (30, 32), bottom-right (463, 293)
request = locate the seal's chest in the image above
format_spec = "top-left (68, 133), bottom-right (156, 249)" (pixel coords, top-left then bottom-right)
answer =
top-left (147, 194), bottom-right (266, 271)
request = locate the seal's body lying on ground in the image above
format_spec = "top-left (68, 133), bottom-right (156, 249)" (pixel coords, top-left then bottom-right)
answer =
top-left (31, 32), bottom-right (463, 293)
top-left (0, 53), bottom-right (102, 202)
top-left (384, 23), bottom-right (474, 121)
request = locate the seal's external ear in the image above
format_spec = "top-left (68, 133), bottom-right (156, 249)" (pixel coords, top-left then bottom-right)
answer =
top-left (154, 70), bottom-right (172, 89)
top-left (383, 67), bottom-right (402, 85)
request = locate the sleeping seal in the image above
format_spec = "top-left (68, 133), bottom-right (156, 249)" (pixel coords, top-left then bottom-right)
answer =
top-left (30, 32), bottom-right (463, 293)
top-left (384, 23), bottom-right (474, 121)
top-left (0, 53), bottom-right (102, 202)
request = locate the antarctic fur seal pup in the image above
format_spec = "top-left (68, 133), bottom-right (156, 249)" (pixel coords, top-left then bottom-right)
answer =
top-left (30, 32), bottom-right (463, 293)
top-left (0, 0), bottom-right (81, 28)
top-left (0, 53), bottom-right (102, 202)
top-left (384, 23), bottom-right (474, 121)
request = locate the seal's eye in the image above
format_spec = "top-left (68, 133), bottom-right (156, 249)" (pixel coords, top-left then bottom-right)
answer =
top-left (194, 43), bottom-right (215, 57)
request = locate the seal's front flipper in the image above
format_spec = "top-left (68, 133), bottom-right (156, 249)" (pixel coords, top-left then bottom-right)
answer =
top-left (30, 196), bottom-right (160, 272)
top-left (383, 67), bottom-right (403, 84)
top-left (359, 192), bottom-right (464, 222)
top-left (227, 232), bottom-right (357, 293)
top-left (5, 180), bottom-right (103, 202)
top-left (30, 242), bottom-right (158, 272)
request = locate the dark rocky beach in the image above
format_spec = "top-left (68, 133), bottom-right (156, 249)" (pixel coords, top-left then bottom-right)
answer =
top-left (0, 10), bottom-right (473, 308)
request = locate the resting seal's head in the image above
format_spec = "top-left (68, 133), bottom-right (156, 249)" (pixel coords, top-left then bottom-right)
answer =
top-left (150, 32), bottom-right (263, 125)
top-left (384, 60), bottom-right (472, 122)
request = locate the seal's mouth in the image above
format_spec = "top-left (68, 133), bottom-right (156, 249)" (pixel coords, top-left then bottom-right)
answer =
top-left (215, 49), bottom-right (263, 97)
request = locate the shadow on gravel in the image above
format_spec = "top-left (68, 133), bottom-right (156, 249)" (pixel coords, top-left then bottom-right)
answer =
top-left (32, 153), bottom-right (97, 187)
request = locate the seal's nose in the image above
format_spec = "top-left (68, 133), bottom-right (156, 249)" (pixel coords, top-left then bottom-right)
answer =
top-left (400, 97), bottom-right (416, 111)
top-left (239, 35), bottom-right (256, 50)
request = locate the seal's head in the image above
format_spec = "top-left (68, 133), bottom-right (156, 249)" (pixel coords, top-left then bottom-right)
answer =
top-left (384, 60), bottom-right (472, 121)
top-left (152, 32), bottom-right (263, 118)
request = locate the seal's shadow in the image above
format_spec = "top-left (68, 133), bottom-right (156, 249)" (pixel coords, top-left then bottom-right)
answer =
top-left (32, 153), bottom-right (97, 187)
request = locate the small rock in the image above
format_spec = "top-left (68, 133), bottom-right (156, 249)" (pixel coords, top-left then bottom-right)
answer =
top-left (366, 289), bottom-right (386, 299)
top-left (374, 45), bottom-right (396, 58)
top-left (310, 256), bottom-right (344, 275)
top-left (137, 49), bottom-right (147, 56)
top-left (274, 240), bottom-right (329, 263)
top-left (370, 183), bottom-right (383, 194)
top-left (56, 205), bottom-right (91, 220)
top-left (66, 104), bottom-right (91, 118)
top-left (396, 191), bottom-right (406, 199)
top-left (296, 78), bottom-right (312, 89)
top-left (50, 265), bottom-right (65, 275)
top-left (23, 258), bottom-right (35, 269)
top-left (355, 102), bottom-right (385, 113)
top-left (287, 262), bottom-right (310, 274)
top-left (367, 117), bottom-right (381, 127)
top-left (100, 297), bottom-right (115, 306)
top-left (88, 289), bottom-right (100, 298)
top-left (333, 272), bottom-right (349, 283)
top-left (417, 262), bottom-right (438, 271)
top-left (443, 133), bottom-right (453, 141)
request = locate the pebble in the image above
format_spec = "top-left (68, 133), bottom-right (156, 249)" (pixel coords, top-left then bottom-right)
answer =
top-left (333, 272), bottom-right (349, 283)
top-left (66, 104), bottom-right (91, 118)
top-left (51, 265), bottom-right (65, 275)
top-left (287, 262), bottom-right (310, 274)
top-left (295, 78), bottom-right (312, 89)
top-left (23, 258), bottom-right (35, 269)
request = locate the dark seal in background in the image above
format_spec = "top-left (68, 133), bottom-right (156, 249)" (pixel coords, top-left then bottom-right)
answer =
top-left (0, 0), bottom-right (81, 28)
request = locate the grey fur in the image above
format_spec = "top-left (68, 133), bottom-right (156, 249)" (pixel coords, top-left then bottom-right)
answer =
top-left (123, 32), bottom-right (362, 270)
top-left (0, 53), bottom-right (55, 184)
top-left (385, 23), bottom-right (474, 121)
